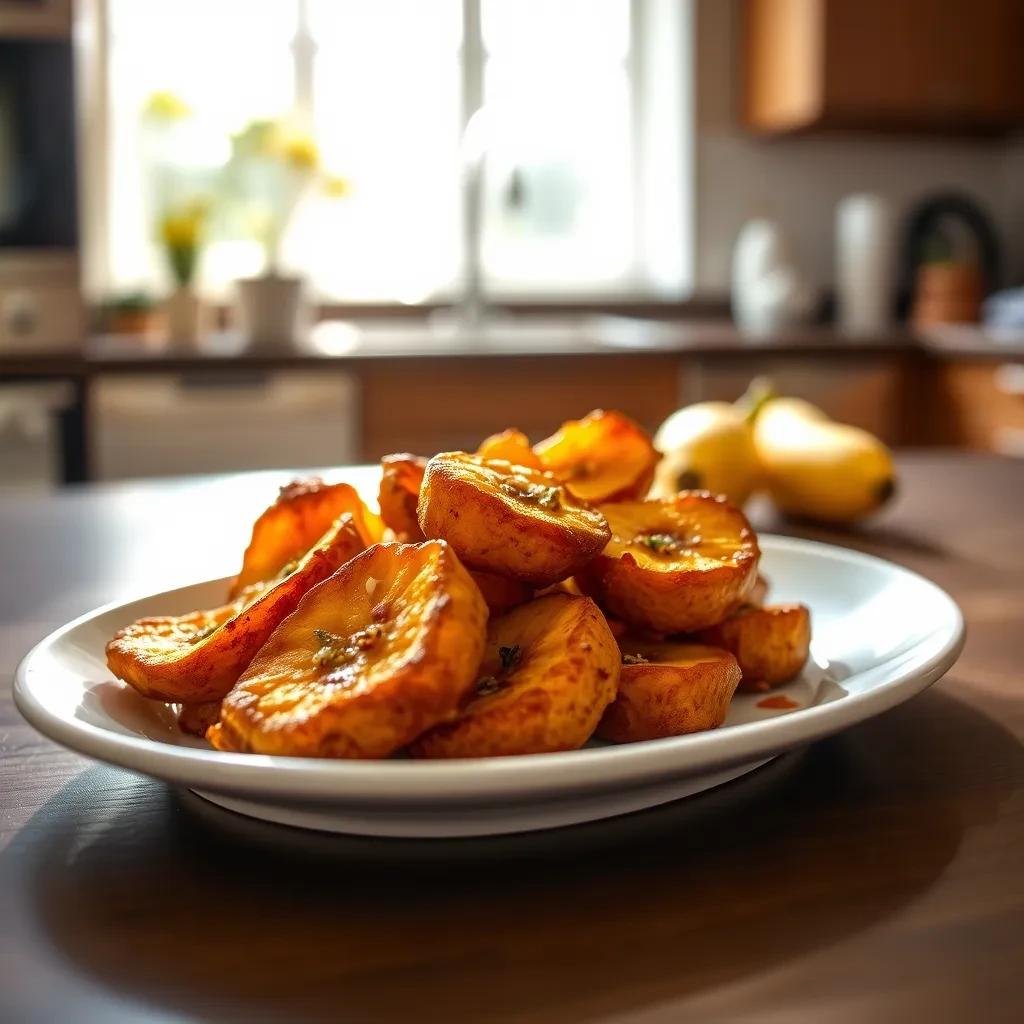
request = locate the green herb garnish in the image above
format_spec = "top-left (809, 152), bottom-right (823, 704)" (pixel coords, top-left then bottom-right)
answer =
top-left (535, 486), bottom-right (560, 509)
top-left (476, 676), bottom-right (502, 696)
top-left (499, 644), bottom-right (522, 672)
top-left (636, 532), bottom-right (679, 554)
top-left (500, 480), bottom-right (561, 510)
top-left (475, 644), bottom-right (523, 697)
top-left (312, 624), bottom-right (383, 671)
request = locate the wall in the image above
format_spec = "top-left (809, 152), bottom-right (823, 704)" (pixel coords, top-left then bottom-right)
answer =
top-left (693, 0), bottom-right (1023, 295)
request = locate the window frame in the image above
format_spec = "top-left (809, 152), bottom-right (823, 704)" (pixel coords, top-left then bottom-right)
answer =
top-left (77, 0), bottom-right (695, 308)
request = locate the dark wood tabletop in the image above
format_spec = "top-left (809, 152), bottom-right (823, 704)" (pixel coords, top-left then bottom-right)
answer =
top-left (1, 452), bottom-right (1021, 1023)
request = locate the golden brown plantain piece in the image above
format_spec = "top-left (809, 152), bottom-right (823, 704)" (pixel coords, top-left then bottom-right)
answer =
top-left (534, 409), bottom-right (659, 503)
top-left (748, 573), bottom-right (770, 608)
top-left (470, 569), bottom-right (533, 616)
top-left (107, 515), bottom-right (367, 704)
top-left (378, 453), bottom-right (428, 541)
top-left (476, 428), bottom-right (543, 470)
top-left (231, 477), bottom-right (382, 599)
top-left (577, 492), bottom-right (759, 633)
top-left (410, 593), bottom-right (619, 758)
top-left (207, 540), bottom-right (488, 758)
top-left (177, 700), bottom-right (222, 738)
top-left (417, 453), bottom-right (610, 588)
top-left (698, 603), bottom-right (810, 692)
top-left (597, 641), bottom-right (741, 742)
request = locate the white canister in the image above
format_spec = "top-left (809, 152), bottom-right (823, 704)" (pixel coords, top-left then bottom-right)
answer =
top-left (235, 274), bottom-right (310, 352)
top-left (731, 218), bottom-right (817, 334)
top-left (835, 194), bottom-right (895, 335)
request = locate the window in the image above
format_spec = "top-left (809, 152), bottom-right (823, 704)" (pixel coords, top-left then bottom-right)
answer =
top-left (91, 0), bottom-right (692, 303)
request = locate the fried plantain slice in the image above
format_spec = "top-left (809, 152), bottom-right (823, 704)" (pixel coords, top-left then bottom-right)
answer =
top-left (417, 453), bottom-right (610, 588)
top-left (698, 603), bottom-right (810, 692)
top-left (410, 593), bottom-right (619, 758)
top-left (534, 409), bottom-right (659, 503)
top-left (107, 515), bottom-right (367, 704)
top-left (177, 700), bottom-right (222, 738)
top-left (748, 573), bottom-right (770, 608)
top-left (378, 453), bottom-right (428, 542)
top-left (597, 640), bottom-right (741, 742)
top-left (476, 428), bottom-right (543, 470)
top-left (207, 540), bottom-right (487, 758)
top-left (231, 478), bottom-right (382, 599)
top-left (577, 492), bottom-right (760, 633)
top-left (469, 569), bottom-right (533, 616)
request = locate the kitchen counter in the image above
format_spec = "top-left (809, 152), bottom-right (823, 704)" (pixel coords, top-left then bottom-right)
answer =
top-left (3, 318), bottom-right (1023, 376)
top-left (2, 452), bottom-right (1021, 1022)
top-left (3, 318), bottom-right (1022, 483)
top-left (84, 317), bottom-right (914, 367)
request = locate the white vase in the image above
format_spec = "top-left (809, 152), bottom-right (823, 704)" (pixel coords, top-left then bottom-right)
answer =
top-left (835, 194), bottom-right (895, 335)
top-left (235, 274), bottom-right (309, 351)
top-left (163, 287), bottom-right (206, 347)
top-left (731, 219), bottom-right (817, 334)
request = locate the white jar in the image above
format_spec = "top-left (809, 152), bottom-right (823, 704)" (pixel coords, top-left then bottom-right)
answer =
top-left (835, 194), bottom-right (895, 335)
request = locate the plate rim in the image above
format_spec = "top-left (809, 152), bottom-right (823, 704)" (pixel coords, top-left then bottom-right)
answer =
top-left (13, 534), bottom-right (966, 804)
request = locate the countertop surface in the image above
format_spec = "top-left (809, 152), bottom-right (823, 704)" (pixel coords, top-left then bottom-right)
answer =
top-left (3, 317), bottom-right (1023, 377)
top-left (1, 451), bottom-right (1022, 1022)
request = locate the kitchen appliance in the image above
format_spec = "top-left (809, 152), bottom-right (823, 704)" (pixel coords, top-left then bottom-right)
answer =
top-left (92, 372), bottom-right (360, 481)
top-left (0, 379), bottom-right (73, 489)
top-left (0, 0), bottom-right (83, 354)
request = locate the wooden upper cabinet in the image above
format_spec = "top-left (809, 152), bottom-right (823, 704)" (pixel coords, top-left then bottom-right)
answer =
top-left (743, 0), bottom-right (1024, 134)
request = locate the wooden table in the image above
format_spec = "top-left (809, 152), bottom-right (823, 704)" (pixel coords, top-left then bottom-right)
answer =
top-left (1, 453), bottom-right (1021, 1022)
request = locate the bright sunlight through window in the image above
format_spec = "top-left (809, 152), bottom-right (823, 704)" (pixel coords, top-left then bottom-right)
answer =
top-left (99, 0), bottom-right (691, 303)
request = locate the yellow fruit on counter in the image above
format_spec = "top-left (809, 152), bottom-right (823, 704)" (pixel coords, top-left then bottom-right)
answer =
top-left (752, 397), bottom-right (896, 523)
top-left (652, 402), bottom-right (760, 507)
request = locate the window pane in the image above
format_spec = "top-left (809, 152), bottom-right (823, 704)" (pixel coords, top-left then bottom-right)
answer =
top-left (106, 0), bottom-right (297, 293)
top-left (101, 0), bottom-right (665, 302)
top-left (480, 0), bottom-right (634, 290)
top-left (482, 0), bottom-right (630, 62)
top-left (303, 0), bottom-right (462, 301)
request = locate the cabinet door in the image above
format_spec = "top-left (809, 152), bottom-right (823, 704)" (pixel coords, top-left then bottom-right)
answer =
top-left (932, 361), bottom-right (1024, 455)
top-left (686, 356), bottom-right (904, 444)
top-left (824, 0), bottom-right (1024, 129)
top-left (358, 356), bottom-right (682, 460)
top-left (743, 0), bottom-right (1024, 132)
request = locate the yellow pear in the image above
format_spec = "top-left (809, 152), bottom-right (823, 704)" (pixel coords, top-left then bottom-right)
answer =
top-left (652, 402), bottom-right (760, 507)
top-left (752, 398), bottom-right (896, 523)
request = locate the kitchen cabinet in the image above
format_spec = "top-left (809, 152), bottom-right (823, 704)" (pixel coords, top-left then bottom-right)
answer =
top-left (925, 360), bottom-right (1024, 456)
top-left (357, 355), bottom-right (682, 460)
top-left (91, 373), bottom-right (359, 480)
top-left (743, 0), bottom-right (1024, 134)
top-left (684, 355), bottom-right (906, 444)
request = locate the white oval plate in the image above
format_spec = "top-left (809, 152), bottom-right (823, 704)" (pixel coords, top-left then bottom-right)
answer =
top-left (14, 536), bottom-right (964, 837)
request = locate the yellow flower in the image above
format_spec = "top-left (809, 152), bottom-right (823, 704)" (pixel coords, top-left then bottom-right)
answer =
top-left (280, 134), bottom-right (320, 170)
top-left (322, 173), bottom-right (352, 198)
top-left (144, 91), bottom-right (191, 122)
top-left (159, 202), bottom-right (207, 248)
top-left (232, 119), bottom-right (277, 158)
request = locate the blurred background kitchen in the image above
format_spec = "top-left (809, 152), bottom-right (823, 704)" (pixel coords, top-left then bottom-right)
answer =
top-left (1, 0), bottom-right (1022, 490)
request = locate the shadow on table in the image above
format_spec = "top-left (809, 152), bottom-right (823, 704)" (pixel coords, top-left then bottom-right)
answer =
top-left (4, 689), bottom-right (1021, 1023)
